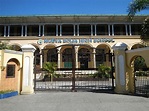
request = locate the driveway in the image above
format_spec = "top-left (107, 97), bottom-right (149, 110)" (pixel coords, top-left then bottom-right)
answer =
top-left (0, 92), bottom-right (149, 111)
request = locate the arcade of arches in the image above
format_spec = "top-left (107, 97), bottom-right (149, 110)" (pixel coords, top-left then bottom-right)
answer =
top-left (10, 43), bottom-right (146, 70)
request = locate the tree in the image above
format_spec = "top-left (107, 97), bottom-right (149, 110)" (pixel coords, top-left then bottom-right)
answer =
top-left (134, 56), bottom-right (147, 71)
top-left (0, 41), bottom-right (12, 50)
top-left (128, 0), bottom-right (149, 42)
top-left (42, 62), bottom-right (57, 82)
top-left (128, 0), bottom-right (149, 18)
top-left (97, 64), bottom-right (111, 78)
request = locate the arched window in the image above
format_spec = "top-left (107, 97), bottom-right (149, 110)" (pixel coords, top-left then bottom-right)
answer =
top-left (47, 48), bottom-right (58, 62)
top-left (78, 48), bottom-right (90, 69)
top-left (62, 48), bottom-right (72, 68)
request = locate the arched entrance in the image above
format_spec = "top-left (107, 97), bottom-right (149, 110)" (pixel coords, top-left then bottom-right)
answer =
top-left (130, 56), bottom-right (149, 96)
top-left (78, 48), bottom-right (90, 69)
top-left (35, 44), bottom-right (115, 92)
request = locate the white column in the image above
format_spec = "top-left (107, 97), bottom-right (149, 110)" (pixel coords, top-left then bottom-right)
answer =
top-left (38, 25), bottom-right (41, 36)
top-left (21, 44), bottom-right (36, 94)
top-left (57, 47), bottom-right (61, 69)
top-left (7, 26), bottom-right (10, 37)
top-left (4, 26), bottom-right (6, 37)
top-left (73, 24), bottom-right (76, 36)
top-left (25, 25), bottom-right (27, 37)
top-left (56, 24), bottom-right (58, 36)
top-left (93, 49), bottom-right (96, 68)
top-left (112, 24), bottom-right (114, 36)
top-left (112, 43), bottom-right (127, 94)
top-left (125, 24), bottom-right (128, 36)
top-left (75, 46), bottom-right (79, 68)
top-left (40, 50), bottom-right (43, 68)
top-left (108, 25), bottom-right (111, 36)
top-left (77, 24), bottom-right (79, 36)
top-left (60, 24), bottom-right (62, 36)
top-left (91, 24), bottom-right (93, 36)
top-left (42, 25), bottom-right (44, 36)
top-left (94, 24), bottom-right (97, 36)
top-left (129, 24), bottom-right (132, 36)
top-left (21, 25), bottom-right (24, 37)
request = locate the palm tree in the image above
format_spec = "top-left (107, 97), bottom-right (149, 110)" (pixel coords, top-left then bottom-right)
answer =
top-left (97, 64), bottom-right (111, 78)
top-left (128, 0), bottom-right (149, 18)
top-left (128, 0), bottom-right (149, 43)
top-left (42, 62), bottom-right (57, 82)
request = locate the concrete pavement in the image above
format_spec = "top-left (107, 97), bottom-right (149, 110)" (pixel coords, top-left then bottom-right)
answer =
top-left (0, 92), bottom-right (149, 111)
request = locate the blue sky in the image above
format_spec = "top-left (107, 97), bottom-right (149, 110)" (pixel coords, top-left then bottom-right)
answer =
top-left (0, 0), bottom-right (148, 16)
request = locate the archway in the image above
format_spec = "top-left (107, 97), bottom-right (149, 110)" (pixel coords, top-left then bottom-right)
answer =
top-left (131, 44), bottom-right (145, 50)
top-left (3, 58), bottom-right (22, 93)
top-left (96, 44), bottom-right (111, 67)
top-left (62, 48), bottom-right (72, 68)
top-left (11, 44), bottom-right (22, 51)
top-left (78, 48), bottom-right (91, 69)
top-left (130, 55), bottom-right (148, 96)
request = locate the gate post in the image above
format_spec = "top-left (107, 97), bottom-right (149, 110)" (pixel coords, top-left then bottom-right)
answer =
top-left (21, 44), bottom-right (36, 94)
top-left (112, 42), bottom-right (128, 94)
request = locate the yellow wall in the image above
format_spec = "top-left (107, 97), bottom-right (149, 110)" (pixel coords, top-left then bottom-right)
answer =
top-left (0, 50), bottom-right (23, 93)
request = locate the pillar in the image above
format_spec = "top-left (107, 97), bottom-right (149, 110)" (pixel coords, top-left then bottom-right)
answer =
top-left (8, 26), bottom-right (10, 37)
top-left (56, 24), bottom-right (58, 36)
top-left (4, 26), bottom-right (6, 37)
top-left (57, 47), bottom-right (61, 69)
top-left (108, 25), bottom-right (111, 36)
top-left (93, 48), bottom-right (96, 68)
top-left (75, 46), bottom-right (79, 68)
top-left (21, 25), bottom-right (24, 37)
top-left (73, 24), bottom-right (76, 36)
top-left (25, 25), bottom-right (27, 37)
top-left (112, 42), bottom-right (128, 94)
top-left (91, 24), bottom-right (93, 36)
top-left (40, 50), bottom-right (43, 68)
top-left (39, 25), bottom-right (41, 36)
top-left (94, 24), bottom-right (97, 36)
top-left (112, 24), bottom-right (114, 36)
top-left (42, 25), bottom-right (44, 36)
top-left (77, 24), bottom-right (79, 36)
top-left (129, 24), bottom-right (132, 36)
top-left (21, 44), bottom-right (36, 94)
top-left (60, 24), bottom-right (62, 36)
top-left (125, 24), bottom-right (128, 36)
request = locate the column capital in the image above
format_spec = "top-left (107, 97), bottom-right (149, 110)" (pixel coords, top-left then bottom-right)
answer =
top-left (112, 42), bottom-right (127, 51)
top-left (21, 44), bottom-right (36, 52)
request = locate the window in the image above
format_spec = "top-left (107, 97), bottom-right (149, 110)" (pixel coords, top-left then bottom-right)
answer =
top-left (6, 64), bottom-right (15, 77)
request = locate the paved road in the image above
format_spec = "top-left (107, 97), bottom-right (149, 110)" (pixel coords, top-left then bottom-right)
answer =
top-left (0, 92), bottom-right (149, 111)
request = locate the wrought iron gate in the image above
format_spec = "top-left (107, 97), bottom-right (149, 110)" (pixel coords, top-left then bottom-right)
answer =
top-left (135, 70), bottom-right (149, 97)
top-left (34, 45), bottom-right (115, 92)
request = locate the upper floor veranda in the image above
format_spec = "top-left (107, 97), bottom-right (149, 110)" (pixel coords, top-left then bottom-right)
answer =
top-left (0, 15), bottom-right (148, 37)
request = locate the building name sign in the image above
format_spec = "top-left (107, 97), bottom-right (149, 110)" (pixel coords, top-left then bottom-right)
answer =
top-left (37, 38), bottom-right (115, 45)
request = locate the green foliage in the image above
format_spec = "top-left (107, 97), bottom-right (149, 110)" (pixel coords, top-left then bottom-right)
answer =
top-left (135, 71), bottom-right (149, 76)
top-left (42, 62), bottom-right (57, 81)
top-left (96, 64), bottom-right (111, 78)
top-left (134, 56), bottom-right (147, 71)
top-left (0, 90), bottom-right (14, 94)
top-left (128, 0), bottom-right (149, 41)
top-left (128, 0), bottom-right (149, 19)
top-left (0, 41), bottom-right (12, 50)
top-left (141, 18), bottom-right (149, 39)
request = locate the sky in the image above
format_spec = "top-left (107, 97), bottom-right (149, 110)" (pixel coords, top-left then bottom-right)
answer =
top-left (0, 0), bottom-right (148, 16)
